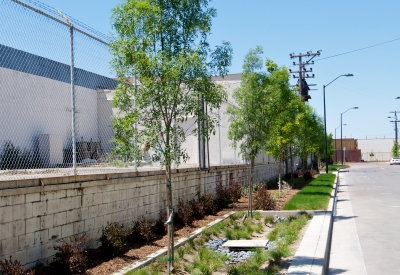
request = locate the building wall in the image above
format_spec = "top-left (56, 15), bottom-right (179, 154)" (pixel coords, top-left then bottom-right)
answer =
top-left (357, 138), bottom-right (395, 161)
top-left (0, 44), bottom-right (117, 167)
top-left (0, 163), bottom-right (278, 269)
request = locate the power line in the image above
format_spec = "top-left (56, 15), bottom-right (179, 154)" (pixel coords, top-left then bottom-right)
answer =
top-left (315, 37), bottom-right (400, 62)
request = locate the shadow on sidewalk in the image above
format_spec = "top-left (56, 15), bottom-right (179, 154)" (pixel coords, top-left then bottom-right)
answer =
top-left (334, 215), bottom-right (358, 221)
top-left (328, 267), bottom-right (348, 274)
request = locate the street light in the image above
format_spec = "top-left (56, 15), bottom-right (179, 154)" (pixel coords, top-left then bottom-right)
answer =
top-left (323, 74), bottom-right (353, 173)
top-left (341, 107), bottom-right (358, 164)
top-left (335, 124), bottom-right (346, 162)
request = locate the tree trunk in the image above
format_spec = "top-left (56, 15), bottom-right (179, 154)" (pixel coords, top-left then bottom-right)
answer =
top-left (290, 146), bottom-right (294, 186)
top-left (249, 158), bottom-right (255, 218)
top-left (278, 160), bottom-right (282, 192)
top-left (166, 163), bottom-right (174, 273)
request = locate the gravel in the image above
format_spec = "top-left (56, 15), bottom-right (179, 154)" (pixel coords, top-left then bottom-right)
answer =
top-left (203, 215), bottom-right (288, 264)
top-left (204, 238), bottom-right (258, 264)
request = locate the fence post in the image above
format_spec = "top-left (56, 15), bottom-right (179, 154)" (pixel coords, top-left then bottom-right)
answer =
top-left (69, 25), bottom-right (77, 175)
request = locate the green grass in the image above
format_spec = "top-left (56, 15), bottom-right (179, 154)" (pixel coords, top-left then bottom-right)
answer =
top-left (282, 173), bottom-right (336, 210)
top-left (327, 163), bottom-right (350, 172)
top-left (125, 213), bottom-right (312, 275)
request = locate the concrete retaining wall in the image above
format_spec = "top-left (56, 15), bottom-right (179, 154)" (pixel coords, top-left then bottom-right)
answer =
top-left (0, 163), bottom-right (278, 269)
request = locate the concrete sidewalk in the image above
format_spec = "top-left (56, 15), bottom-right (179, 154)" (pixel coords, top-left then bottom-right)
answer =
top-left (328, 173), bottom-right (367, 275)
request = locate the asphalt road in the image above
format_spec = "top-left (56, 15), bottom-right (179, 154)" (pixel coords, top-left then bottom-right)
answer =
top-left (330, 162), bottom-right (400, 274)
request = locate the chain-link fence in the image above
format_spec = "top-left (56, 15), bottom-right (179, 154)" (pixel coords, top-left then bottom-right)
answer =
top-left (0, 0), bottom-right (264, 181)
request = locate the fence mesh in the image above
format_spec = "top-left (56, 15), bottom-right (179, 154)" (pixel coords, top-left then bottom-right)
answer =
top-left (0, 0), bottom-right (274, 181)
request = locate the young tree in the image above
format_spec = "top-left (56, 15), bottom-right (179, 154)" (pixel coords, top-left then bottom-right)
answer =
top-left (266, 60), bottom-right (303, 192)
top-left (392, 142), bottom-right (399, 157)
top-left (110, 1), bottom-right (232, 272)
top-left (227, 46), bottom-right (269, 217)
top-left (296, 105), bottom-right (325, 169)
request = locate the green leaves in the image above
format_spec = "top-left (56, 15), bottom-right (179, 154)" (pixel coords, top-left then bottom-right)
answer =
top-left (110, 0), bottom-right (232, 168)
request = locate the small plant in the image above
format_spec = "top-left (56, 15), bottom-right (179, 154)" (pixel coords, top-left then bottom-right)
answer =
top-left (177, 247), bottom-right (185, 258)
top-left (253, 211), bottom-right (261, 220)
top-left (53, 233), bottom-right (88, 274)
top-left (176, 198), bottom-right (195, 225)
top-left (0, 256), bottom-right (34, 275)
top-left (200, 193), bottom-right (218, 215)
top-left (282, 180), bottom-right (292, 191)
top-left (99, 222), bottom-right (131, 256)
top-left (133, 216), bottom-right (156, 242)
top-left (264, 215), bottom-right (274, 224)
top-left (254, 182), bottom-right (276, 210)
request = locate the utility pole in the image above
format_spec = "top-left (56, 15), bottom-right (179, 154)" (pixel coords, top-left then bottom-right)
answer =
top-left (389, 111), bottom-right (400, 144)
top-left (289, 50), bottom-right (321, 101)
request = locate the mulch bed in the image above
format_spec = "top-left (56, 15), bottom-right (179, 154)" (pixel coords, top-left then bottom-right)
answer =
top-left (33, 176), bottom-right (314, 275)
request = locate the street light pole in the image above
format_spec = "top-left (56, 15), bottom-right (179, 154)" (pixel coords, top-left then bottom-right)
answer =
top-left (323, 74), bottom-right (353, 173)
top-left (335, 124), bottom-right (346, 162)
top-left (341, 107), bottom-right (358, 165)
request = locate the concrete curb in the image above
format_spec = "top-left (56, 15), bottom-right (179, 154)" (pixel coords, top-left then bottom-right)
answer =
top-left (112, 211), bottom-right (235, 275)
top-left (286, 172), bottom-right (338, 275)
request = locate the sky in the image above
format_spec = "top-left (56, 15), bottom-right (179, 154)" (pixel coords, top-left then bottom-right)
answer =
top-left (7, 0), bottom-right (400, 141)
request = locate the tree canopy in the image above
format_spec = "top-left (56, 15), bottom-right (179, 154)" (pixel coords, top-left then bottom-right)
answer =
top-left (110, 0), bottom-right (232, 271)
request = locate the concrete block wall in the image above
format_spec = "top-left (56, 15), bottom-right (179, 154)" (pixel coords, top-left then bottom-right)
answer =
top-left (0, 163), bottom-right (277, 269)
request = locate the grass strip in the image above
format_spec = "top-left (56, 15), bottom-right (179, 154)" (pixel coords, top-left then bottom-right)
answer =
top-left (282, 173), bottom-right (336, 210)
top-left (328, 164), bottom-right (350, 172)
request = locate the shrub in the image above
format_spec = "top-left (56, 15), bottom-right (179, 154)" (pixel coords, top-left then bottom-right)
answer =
top-left (99, 222), bottom-right (131, 256)
top-left (189, 199), bottom-right (205, 219)
top-left (176, 199), bottom-right (195, 225)
top-left (53, 233), bottom-right (88, 274)
top-left (153, 211), bottom-right (168, 235)
top-left (215, 183), bottom-right (232, 209)
top-left (303, 170), bottom-right (316, 181)
top-left (254, 182), bottom-right (276, 210)
top-left (133, 216), bottom-right (156, 242)
top-left (229, 181), bottom-right (242, 202)
top-left (200, 194), bottom-right (218, 215)
top-left (0, 256), bottom-right (34, 275)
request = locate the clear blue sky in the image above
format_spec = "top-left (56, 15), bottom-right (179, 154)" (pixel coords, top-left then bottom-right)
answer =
top-left (23, 0), bottom-right (400, 141)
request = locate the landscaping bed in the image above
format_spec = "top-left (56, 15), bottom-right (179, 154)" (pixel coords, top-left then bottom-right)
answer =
top-left (20, 174), bottom-right (317, 275)
top-left (125, 211), bottom-right (313, 275)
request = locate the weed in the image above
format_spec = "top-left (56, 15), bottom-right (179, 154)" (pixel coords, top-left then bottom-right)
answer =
top-left (0, 256), bottom-right (34, 275)
top-left (53, 233), bottom-right (88, 273)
